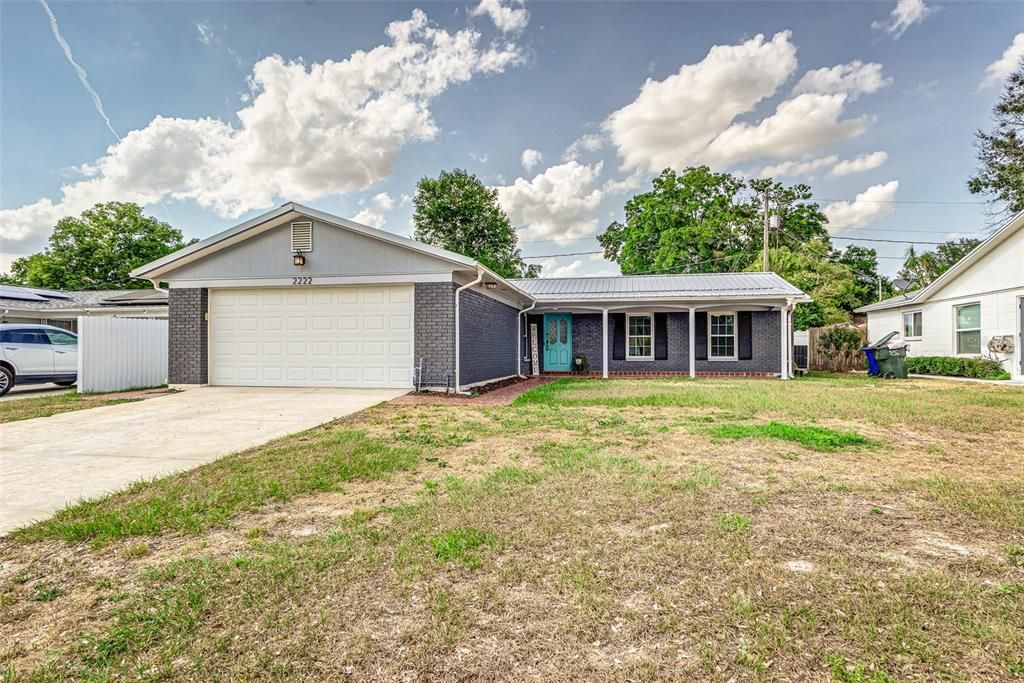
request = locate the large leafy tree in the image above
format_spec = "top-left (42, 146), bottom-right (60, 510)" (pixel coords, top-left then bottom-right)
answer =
top-left (898, 237), bottom-right (982, 288)
top-left (412, 169), bottom-right (539, 278)
top-left (6, 202), bottom-right (191, 290)
top-left (600, 167), bottom-right (888, 329)
top-left (598, 167), bottom-right (754, 274)
top-left (969, 60), bottom-right (1024, 212)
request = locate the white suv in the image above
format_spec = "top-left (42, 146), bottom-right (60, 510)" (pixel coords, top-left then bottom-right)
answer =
top-left (0, 324), bottom-right (78, 397)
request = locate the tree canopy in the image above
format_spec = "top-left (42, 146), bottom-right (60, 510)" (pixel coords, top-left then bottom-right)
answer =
top-left (969, 59), bottom-right (1024, 212)
top-left (412, 169), bottom-right (539, 278)
top-left (898, 237), bottom-right (982, 288)
top-left (5, 202), bottom-right (191, 290)
top-left (598, 167), bottom-right (887, 328)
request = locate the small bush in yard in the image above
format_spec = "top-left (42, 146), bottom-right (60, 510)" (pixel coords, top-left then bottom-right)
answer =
top-left (907, 355), bottom-right (1009, 380)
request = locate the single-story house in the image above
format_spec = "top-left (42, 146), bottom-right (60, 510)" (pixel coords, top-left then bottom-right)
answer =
top-left (855, 210), bottom-right (1024, 381)
top-left (0, 284), bottom-right (168, 332)
top-left (131, 202), bottom-right (810, 391)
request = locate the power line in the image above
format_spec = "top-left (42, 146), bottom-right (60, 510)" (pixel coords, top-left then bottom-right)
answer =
top-left (812, 198), bottom-right (987, 205)
top-left (522, 250), bottom-right (603, 259)
top-left (830, 236), bottom-right (947, 245)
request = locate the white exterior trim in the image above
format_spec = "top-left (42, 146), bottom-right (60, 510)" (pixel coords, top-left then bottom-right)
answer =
top-left (461, 374), bottom-right (517, 390)
top-left (707, 310), bottom-right (738, 361)
top-left (169, 273), bottom-right (453, 289)
top-left (625, 312), bottom-right (654, 360)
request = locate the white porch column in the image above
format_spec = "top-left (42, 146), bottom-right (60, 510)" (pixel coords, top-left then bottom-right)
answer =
top-left (779, 305), bottom-right (790, 380)
top-left (602, 308), bottom-right (609, 379)
top-left (688, 307), bottom-right (696, 379)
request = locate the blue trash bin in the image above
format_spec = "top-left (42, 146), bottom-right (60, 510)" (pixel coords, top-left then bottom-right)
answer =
top-left (863, 347), bottom-right (880, 376)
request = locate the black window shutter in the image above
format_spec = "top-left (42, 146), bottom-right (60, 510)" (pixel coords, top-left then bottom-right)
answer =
top-left (612, 313), bottom-right (626, 360)
top-left (654, 313), bottom-right (668, 360)
top-left (738, 311), bottom-right (753, 360)
top-left (694, 312), bottom-right (708, 360)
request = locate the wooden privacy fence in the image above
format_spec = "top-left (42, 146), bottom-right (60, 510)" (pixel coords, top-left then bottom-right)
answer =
top-left (77, 317), bottom-right (168, 393)
top-left (807, 324), bottom-right (867, 372)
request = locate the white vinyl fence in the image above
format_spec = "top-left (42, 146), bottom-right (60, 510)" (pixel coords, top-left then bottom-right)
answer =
top-left (77, 317), bottom-right (168, 393)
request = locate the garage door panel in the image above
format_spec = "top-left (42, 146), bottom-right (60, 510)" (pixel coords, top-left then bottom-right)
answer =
top-left (210, 286), bottom-right (414, 388)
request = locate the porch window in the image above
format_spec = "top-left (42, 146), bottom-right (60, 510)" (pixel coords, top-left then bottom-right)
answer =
top-left (626, 314), bottom-right (653, 359)
top-left (709, 313), bottom-right (737, 360)
top-left (955, 303), bottom-right (981, 354)
top-left (903, 310), bottom-right (922, 338)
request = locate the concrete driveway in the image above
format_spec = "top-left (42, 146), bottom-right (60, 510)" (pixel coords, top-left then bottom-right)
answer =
top-left (0, 386), bottom-right (407, 534)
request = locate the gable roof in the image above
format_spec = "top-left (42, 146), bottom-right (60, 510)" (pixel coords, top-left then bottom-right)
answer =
top-left (130, 202), bottom-right (477, 280)
top-left (854, 209), bottom-right (1024, 314)
top-left (508, 272), bottom-right (809, 302)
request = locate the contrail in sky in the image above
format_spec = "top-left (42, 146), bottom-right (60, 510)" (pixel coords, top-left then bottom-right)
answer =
top-left (39, 0), bottom-right (121, 141)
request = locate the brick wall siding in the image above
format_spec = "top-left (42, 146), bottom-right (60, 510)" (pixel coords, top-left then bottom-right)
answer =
top-left (459, 288), bottom-right (518, 386)
top-left (414, 282), bottom-right (456, 388)
top-left (555, 310), bottom-right (783, 375)
top-left (168, 288), bottom-right (208, 385)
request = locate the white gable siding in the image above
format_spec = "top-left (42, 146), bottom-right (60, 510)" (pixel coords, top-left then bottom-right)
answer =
top-left (865, 223), bottom-right (1024, 380)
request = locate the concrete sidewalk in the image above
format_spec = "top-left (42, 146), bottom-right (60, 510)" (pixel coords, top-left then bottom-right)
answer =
top-left (0, 386), bottom-right (406, 534)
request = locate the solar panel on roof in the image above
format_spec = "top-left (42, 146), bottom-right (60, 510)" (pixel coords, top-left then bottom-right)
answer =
top-left (0, 285), bottom-right (50, 302)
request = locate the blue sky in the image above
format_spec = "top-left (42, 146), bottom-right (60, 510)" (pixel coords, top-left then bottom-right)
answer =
top-left (2, 0), bottom-right (1022, 278)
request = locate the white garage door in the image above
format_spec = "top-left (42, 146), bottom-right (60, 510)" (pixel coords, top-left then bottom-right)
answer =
top-left (209, 286), bottom-right (414, 388)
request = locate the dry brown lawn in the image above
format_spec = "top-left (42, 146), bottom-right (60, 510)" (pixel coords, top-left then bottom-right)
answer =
top-left (2, 374), bottom-right (1023, 682)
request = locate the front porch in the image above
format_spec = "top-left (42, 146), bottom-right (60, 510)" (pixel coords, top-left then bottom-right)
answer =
top-left (520, 303), bottom-right (795, 379)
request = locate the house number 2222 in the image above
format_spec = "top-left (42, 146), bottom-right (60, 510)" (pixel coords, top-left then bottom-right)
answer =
top-left (292, 277), bottom-right (313, 285)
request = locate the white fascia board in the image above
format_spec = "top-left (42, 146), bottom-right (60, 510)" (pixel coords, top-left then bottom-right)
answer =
top-left (167, 272), bottom-right (454, 289)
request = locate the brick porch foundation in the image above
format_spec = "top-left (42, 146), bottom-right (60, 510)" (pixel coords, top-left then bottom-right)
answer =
top-left (542, 371), bottom-right (778, 379)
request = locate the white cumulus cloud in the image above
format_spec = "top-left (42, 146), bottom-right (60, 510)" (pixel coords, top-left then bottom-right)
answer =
top-left (830, 151), bottom-right (888, 177)
top-left (520, 148), bottom-right (543, 171)
top-left (603, 32), bottom-right (873, 173)
top-left (0, 9), bottom-right (525, 258)
top-left (536, 257), bottom-right (585, 278)
top-left (352, 192), bottom-right (394, 228)
top-left (981, 33), bottom-right (1024, 89)
top-left (758, 155), bottom-right (838, 179)
top-left (792, 61), bottom-right (892, 100)
top-left (562, 133), bottom-right (604, 162)
top-left (824, 180), bottom-right (899, 229)
top-left (872, 0), bottom-right (936, 39)
top-left (471, 0), bottom-right (529, 34)
top-left (495, 161), bottom-right (604, 245)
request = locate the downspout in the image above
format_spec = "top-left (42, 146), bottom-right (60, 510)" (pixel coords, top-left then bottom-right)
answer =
top-left (517, 300), bottom-right (536, 377)
top-left (453, 267), bottom-right (484, 393)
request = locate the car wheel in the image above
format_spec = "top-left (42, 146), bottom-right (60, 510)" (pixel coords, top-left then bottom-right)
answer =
top-left (55, 380), bottom-right (77, 387)
top-left (0, 367), bottom-right (13, 397)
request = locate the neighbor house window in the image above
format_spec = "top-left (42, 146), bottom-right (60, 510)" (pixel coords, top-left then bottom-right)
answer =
top-left (709, 313), bottom-right (737, 360)
top-left (626, 314), bottom-right (653, 359)
top-left (903, 310), bottom-right (922, 338)
top-left (955, 303), bottom-right (981, 355)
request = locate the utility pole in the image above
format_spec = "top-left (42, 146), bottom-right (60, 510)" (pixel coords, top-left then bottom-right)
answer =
top-left (762, 191), bottom-right (770, 272)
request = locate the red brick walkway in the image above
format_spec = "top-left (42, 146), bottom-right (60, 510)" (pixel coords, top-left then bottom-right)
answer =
top-left (390, 376), bottom-right (560, 406)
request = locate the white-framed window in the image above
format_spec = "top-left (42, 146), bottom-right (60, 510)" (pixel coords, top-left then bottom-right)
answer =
top-left (903, 310), bottom-right (923, 338)
top-left (626, 314), bottom-right (653, 360)
top-left (709, 312), bottom-right (737, 360)
top-left (955, 302), bottom-right (981, 355)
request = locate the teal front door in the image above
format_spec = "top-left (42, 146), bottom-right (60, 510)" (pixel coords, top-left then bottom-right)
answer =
top-left (543, 313), bottom-right (573, 372)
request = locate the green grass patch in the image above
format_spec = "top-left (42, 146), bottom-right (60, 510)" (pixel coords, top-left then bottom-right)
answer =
top-left (429, 527), bottom-right (499, 568)
top-left (0, 392), bottom-right (141, 424)
top-left (708, 421), bottom-right (872, 452)
top-left (14, 429), bottom-right (421, 544)
top-left (716, 513), bottom-right (752, 533)
top-left (826, 653), bottom-right (897, 682)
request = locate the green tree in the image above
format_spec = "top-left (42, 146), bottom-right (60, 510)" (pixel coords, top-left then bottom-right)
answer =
top-left (412, 169), bottom-right (539, 278)
top-left (898, 237), bottom-right (982, 288)
top-left (836, 244), bottom-right (890, 310)
top-left (598, 167), bottom-right (754, 274)
top-left (969, 60), bottom-right (1024, 212)
top-left (6, 202), bottom-right (191, 290)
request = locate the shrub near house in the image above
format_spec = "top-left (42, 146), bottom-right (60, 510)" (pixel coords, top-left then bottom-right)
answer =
top-left (906, 356), bottom-right (1010, 380)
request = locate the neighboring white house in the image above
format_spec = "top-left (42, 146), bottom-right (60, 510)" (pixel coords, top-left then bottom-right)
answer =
top-left (0, 284), bottom-right (168, 332)
top-left (855, 210), bottom-right (1024, 381)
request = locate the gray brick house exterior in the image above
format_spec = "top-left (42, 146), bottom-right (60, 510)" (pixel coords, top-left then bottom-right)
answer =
top-left (133, 203), bottom-right (807, 392)
top-left (168, 288), bottom-right (208, 385)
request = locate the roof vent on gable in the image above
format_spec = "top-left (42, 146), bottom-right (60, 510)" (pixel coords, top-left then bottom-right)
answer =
top-left (290, 221), bottom-right (313, 252)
